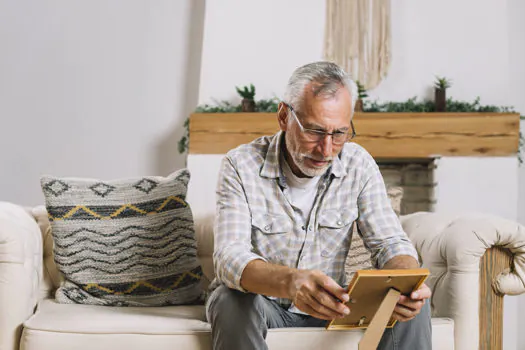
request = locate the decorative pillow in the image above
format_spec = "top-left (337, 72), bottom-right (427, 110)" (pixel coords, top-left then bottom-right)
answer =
top-left (40, 169), bottom-right (203, 306)
top-left (344, 186), bottom-right (404, 281)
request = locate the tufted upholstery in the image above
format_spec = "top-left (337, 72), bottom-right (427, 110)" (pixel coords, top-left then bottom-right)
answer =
top-left (401, 212), bottom-right (525, 350)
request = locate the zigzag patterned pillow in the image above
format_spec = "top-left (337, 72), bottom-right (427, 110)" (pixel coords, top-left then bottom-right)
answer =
top-left (40, 169), bottom-right (203, 306)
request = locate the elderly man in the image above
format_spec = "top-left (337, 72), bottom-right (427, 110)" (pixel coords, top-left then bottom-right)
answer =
top-left (206, 61), bottom-right (432, 350)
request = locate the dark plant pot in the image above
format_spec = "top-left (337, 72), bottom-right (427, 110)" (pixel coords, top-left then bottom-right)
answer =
top-left (355, 99), bottom-right (364, 112)
top-left (435, 88), bottom-right (446, 112)
top-left (242, 99), bottom-right (255, 112)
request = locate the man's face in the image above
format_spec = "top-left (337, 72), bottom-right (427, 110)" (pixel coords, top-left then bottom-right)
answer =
top-left (280, 86), bottom-right (353, 178)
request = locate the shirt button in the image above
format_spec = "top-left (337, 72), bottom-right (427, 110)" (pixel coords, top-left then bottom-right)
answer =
top-left (308, 226), bottom-right (313, 231)
top-left (301, 226), bottom-right (305, 230)
top-left (264, 225), bottom-right (271, 231)
top-left (337, 220), bottom-right (343, 226)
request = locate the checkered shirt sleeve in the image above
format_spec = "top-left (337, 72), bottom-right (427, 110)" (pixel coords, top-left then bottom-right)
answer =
top-left (356, 160), bottom-right (419, 268)
top-left (213, 156), bottom-right (267, 292)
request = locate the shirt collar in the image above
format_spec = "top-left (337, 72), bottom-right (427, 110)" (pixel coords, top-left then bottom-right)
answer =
top-left (260, 131), bottom-right (283, 179)
top-left (259, 131), bottom-right (347, 179)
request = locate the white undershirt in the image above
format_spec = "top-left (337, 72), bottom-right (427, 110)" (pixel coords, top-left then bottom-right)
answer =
top-left (280, 154), bottom-right (322, 315)
top-left (280, 153), bottom-right (321, 221)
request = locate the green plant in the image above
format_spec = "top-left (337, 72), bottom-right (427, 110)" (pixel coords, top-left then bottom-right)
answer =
top-left (194, 99), bottom-right (242, 113)
top-left (356, 80), bottom-right (368, 99)
top-left (254, 97), bottom-right (280, 112)
top-left (363, 96), bottom-right (514, 113)
top-left (177, 118), bottom-right (189, 154)
top-left (236, 84), bottom-right (256, 100)
top-left (434, 76), bottom-right (452, 90)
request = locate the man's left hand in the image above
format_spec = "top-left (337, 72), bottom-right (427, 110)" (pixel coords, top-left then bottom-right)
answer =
top-left (392, 283), bottom-right (431, 322)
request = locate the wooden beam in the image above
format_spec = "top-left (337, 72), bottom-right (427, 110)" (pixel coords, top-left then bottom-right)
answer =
top-left (188, 112), bottom-right (520, 157)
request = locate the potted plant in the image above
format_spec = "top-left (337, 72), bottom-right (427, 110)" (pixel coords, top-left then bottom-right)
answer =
top-left (434, 76), bottom-right (452, 112)
top-left (355, 80), bottom-right (368, 112)
top-left (236, 84), bottom-right (256, 112)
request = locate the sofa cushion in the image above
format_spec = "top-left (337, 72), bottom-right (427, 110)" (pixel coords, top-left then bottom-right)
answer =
top-left (40, 169), bottom-right (203, 306)
top-left (21, 299), bottom-right (454, 350)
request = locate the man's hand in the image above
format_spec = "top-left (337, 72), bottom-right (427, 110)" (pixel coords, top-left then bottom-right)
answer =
top-left (289, 269), bottom-right (351, 320)
top-left (392, 283), bottom-right (431, 322)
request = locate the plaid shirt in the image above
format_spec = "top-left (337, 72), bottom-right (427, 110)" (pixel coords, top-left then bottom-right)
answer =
top-left (212, 131), bottom-right (419, 308)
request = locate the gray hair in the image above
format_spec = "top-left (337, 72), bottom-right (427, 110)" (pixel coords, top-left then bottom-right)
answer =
top-left (283, 61), bottom-right (358, 116)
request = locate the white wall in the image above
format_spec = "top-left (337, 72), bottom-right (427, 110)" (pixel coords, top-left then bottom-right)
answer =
top-left (198, 0), bottom-right (326, 105)
top-left (0, 0), bottom-right (206, 206)
top-left (508, 0), bottom-right (525, 347)
top-left (434, 157), bottom-right (518, 220)
top-left (198, 0), bottom-right (523, 348)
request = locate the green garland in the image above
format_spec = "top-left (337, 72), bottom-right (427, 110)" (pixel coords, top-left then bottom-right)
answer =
top-left (179, 97), bottom-right (523, 159)
top-left (194, 97), bottom-right (280, 113)
top-left (192, 96), bottom-right (516, 114)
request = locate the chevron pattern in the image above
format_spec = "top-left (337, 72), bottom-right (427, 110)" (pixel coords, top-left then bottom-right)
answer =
top-left (41, 169), bottom-right (204, 307)
top-left (46, 196), bottom-right (188, 221)
top-left (81, 267), bottom-right (203, 296)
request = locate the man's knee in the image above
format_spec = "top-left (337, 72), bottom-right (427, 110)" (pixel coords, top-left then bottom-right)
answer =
top-left (207, 285), bottom-right (270, 349)
top-left (207, 285), bottom-right (266, 325)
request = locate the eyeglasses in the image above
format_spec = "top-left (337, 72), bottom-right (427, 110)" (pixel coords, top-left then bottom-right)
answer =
top-left (284, 103), bottom-right (356, 145)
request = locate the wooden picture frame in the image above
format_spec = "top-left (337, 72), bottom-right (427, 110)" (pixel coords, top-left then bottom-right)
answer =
top-left (326, 268), bottom-right (430, 330)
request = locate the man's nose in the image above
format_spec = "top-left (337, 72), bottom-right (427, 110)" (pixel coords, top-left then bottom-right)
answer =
top-left (318, 134), bottom-right (333, 158)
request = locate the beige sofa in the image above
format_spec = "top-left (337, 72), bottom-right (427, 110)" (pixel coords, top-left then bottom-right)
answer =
top-left (1, 159), bottom-right (525, 350)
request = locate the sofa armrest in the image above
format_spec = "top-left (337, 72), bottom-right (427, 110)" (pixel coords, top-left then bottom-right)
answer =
top-left (0, 202), bottom-right (43, 350)
top-left (401, 212), bottom-right (525, 350)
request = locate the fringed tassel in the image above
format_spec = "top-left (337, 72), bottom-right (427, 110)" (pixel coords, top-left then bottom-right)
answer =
top-left (324, 0), bottom-right (391, 90)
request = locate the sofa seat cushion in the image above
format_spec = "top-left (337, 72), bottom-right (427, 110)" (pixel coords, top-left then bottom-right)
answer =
top-left (21, 299), bottom-right (455, 350)
top-left (24, 299), bottom-right (210, 334)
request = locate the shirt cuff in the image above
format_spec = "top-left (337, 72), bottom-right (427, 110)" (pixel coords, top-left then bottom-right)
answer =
top-left (375, 241), bottom-right (420, 269)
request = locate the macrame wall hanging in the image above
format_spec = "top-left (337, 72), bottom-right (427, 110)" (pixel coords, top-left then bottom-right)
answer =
top-left (324, 0), bottom-right (391, 90)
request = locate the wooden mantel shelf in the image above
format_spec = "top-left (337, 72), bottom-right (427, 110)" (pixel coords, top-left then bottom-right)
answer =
top-left (189, 112), bottom-right (520, 158)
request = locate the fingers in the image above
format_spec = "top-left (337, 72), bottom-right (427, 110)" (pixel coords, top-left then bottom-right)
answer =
top-left (291, 270), bottom-right (351, 319)
top-left (294, 300), bottom-right (334, 320)
top-left (312, 286), bottom-right (350, 317)
top-left (394, 283), bottom-right (431, 323)
top-left (295, 284), bottom-right (349, 319)
top-left (316, 274), bottom-right (349, 304)
top-left (392, 309), bottom-right (415, 322)
top-left (397, 295), bottom-right (424, 310)
top-left (312, 272), bottom-right (351, 316)
top-left (393, 295), bottom-right (425, 322)
top-left (295, 291), bottom-right (346, 320)
top-left (411, 283), bottom-right (431, 300)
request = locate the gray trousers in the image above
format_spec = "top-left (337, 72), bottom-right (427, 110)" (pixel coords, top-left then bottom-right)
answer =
top-left (206, 285), bottom-right (432, 350)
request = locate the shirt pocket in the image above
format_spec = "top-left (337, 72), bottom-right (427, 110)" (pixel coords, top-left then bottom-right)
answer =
top-left (318, 209), bottom-right (356, 257)
top-left (251, 213), bottom-right (293, 260)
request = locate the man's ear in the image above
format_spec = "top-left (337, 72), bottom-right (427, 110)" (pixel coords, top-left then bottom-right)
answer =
top-left (277, 102), bottom-right (288, 131)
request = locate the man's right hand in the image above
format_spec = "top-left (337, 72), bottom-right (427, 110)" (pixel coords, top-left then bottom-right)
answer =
top-left (289, 269), bottom-right (351, 320)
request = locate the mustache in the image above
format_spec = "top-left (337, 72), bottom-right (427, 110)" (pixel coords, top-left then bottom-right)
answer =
top-left (299, 153), bottom-right (333, 162)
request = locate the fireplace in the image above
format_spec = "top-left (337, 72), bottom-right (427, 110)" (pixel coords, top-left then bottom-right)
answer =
top-left (378, 159), bottom-right (436, 215)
